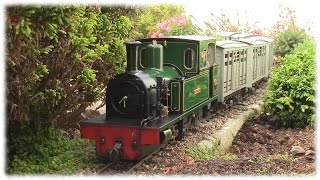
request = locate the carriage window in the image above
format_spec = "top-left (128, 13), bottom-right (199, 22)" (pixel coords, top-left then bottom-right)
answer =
top-left (184, 49), bottom-right (194, 69)
top-left (201, 49), bottom-right (209, 67)
top-left (140, 48), bottom-right (146, 68)
top-left (207, 43), bottom-right (215, 65)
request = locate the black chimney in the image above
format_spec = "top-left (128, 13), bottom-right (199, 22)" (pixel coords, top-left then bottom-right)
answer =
top-left (125, 41), bottom-right (141, 73)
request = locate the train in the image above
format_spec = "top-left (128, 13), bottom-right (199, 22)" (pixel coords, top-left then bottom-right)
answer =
top-left (80, 33), bottom-right (273, 163)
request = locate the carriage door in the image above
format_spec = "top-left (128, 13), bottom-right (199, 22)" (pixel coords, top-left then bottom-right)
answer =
top-left (207, 43), bottom-right (218, 97)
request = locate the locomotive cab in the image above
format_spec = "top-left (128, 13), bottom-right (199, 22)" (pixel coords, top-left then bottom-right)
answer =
top-left (106, 41), bottom-right (179, 122)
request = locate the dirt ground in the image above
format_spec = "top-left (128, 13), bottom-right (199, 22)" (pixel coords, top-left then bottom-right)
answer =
top-left (130, 86), bottom-right (316, 176)
top-left (132, 114), bottom-right (315, 176)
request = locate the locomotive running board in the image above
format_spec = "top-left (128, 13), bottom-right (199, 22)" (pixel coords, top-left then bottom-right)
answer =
top-left (146, 96), bottom-right (218, 131)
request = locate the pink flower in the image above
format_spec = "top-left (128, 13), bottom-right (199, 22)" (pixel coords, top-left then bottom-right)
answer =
top-left (156, 22), bottom-right (168, 30)
top-left (170, 17), bottom-right (178, 23)
top-left (148, 31), bottom-right (158, 38)
top-left (158, 33), bottom-right (164, 38)
top-left (165, 26), bottom-right (172, 32)
top-left (251, 29), bottom-right (263, 35)
top-left (275, 22), bottom-right (285, 30)
top-left (176, 16), bottom-right (186, 26)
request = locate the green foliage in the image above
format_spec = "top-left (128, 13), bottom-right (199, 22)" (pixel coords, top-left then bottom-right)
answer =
top-left (92, 9), bottom-right (132, 82)
top-left (273, 29), bottom-right (308, 58)
top-left (6, 6), bottom-right (133, 128)
top-left (136, 4), bottom-right (183, 37)
top-left (135, 4), bottom-right (195, 38)
top-left (7, 124), bottom-right (101, 174)
top-left (263, 38), bottom-right (316, 127)
top-left (6, 5), bottom-right (133, 174)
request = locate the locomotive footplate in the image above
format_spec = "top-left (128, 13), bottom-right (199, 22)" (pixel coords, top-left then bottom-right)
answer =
top-left (80, 114), bottom-right (160, 161)
top-left (80, 113), bottom-right (182, 161)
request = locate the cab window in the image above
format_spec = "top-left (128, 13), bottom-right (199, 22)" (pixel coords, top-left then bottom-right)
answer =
top-left (184, 49), bottom-right (194, 69)
top-left (140, 48), bottom-right (147, 68)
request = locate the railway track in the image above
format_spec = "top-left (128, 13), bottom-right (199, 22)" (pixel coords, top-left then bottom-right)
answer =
top-left (96, 142), bottom-right (169, 175)
top-left (96, 163), bottom-right (113, 174)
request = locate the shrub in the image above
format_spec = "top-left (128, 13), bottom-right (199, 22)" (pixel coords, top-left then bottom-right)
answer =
top-left (6, 6), bottom-right (133, 128)
top-left (7, 124), bottom-right (101, 174)
top-left (135, 4), bottom-right (196, 38)
top-left (273, 29), bottom-right (308, 58)
top-left (147, 14), bottom-right (195, 38)
top-left (6, 5), bottom-right (133, 174)
top-left (263, 38), bottom-right (316, 127)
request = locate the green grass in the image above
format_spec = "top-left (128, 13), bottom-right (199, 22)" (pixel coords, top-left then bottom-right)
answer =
top-left (185, 144), bottom-right (238, 161)
top-left (248, 153), bottom-right (294, 164)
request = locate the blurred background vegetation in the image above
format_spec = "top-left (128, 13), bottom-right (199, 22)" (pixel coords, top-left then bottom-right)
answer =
top-left (5, 4), bottom-right (315, 174)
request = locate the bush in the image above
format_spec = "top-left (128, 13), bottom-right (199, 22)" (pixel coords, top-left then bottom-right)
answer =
top-left (6, 5), bottom-right (134, 174)
top-left (273, 29), bottom-right (308, 58)
top-left (147, 14), bottom-right (195, 38)
top-left (263, 38), bottom-right (316, 127)
top-left (6, 6), bottom-right (133, 128)
top-left (135, 4), bottom-right (196, 38)
top-left (7, 124), bottom-right (101, 174)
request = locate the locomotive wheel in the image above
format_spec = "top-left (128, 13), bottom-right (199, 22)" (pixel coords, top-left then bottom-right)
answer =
top-left (98, 147), bottom-right (121, 164)
top-left (229, 99), bottom-right (234, 107)
top-left (234, 94), bottom-right (240, 104)
top-left (189, 112), bottom-right (200, 132)
top-left (249, 87), bottom-right (256, 94)
top-left (104, 148), bottom-right (120, 164)
top-left (210, 102), bottom-right (218, 113)
top-left (222, 102), bottom-right (229, 109)
top-left (202, 106), bottom-right (209, 118)
top-left (176, 120), bottom-right (184, 141)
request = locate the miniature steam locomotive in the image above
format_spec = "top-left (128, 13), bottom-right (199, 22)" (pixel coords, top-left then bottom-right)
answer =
top-left (80, 34), bottom-right (273, 162)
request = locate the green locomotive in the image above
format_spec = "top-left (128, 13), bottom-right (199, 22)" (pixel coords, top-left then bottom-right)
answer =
top-left (80, 35), bottom-right (273, 162)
